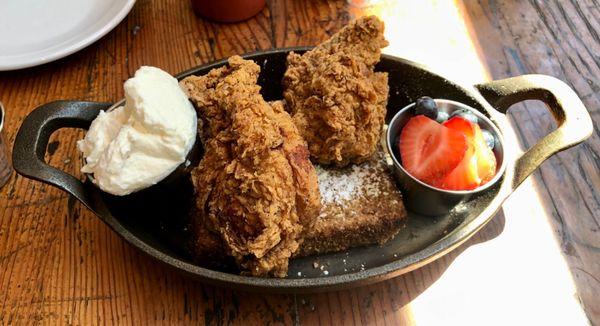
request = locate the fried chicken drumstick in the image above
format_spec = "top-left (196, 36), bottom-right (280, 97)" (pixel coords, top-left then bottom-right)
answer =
top-left (180, 56), bottom-right (321, 277)
top-left (283, 15), bottom-right (389, 166)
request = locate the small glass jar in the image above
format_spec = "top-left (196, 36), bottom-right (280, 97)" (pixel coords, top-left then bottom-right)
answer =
top-left (191, 0), bottom-right (266, 23)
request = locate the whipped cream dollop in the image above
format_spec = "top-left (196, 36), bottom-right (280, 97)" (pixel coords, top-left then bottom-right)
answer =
top-left (77, 66), bottom-right (197, 196)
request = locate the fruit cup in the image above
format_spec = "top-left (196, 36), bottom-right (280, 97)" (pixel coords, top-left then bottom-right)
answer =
top-left (385, 99), bottom-right (506, 216)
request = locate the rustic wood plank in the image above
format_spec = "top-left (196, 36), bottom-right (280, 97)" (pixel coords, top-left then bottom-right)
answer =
top-left (0, 0), bottom-right (597, 324)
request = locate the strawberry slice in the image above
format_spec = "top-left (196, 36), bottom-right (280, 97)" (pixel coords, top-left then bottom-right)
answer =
top-left (433, 144), bottom-right (479, 190)
top-left (435, 117), bottom-right (497, 190)
top-left (443, 116), bottom-right (474, 139)
top-left (473, 126), bottom-right (497, 183)
top-left (398, 115), bottom-right (467, 183)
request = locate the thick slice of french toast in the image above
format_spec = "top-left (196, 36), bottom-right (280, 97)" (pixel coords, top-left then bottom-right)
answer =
top-left (296, 147), bottom-right (406, 257)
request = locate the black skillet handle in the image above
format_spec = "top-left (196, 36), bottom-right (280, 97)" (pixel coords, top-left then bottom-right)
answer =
top-left (12, 100), bottom-right (111, 210)
top-left (476, 75), bottom-right (593, 189)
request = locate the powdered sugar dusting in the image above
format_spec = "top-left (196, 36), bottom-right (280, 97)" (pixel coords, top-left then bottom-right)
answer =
top-left (317, 165), bottom-right (363, 204)
top-left (316, 150), bottom-right (394, 206)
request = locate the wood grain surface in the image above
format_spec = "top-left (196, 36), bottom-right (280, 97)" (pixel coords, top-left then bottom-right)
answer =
top-left (0, 0), bottom-right (598, 325)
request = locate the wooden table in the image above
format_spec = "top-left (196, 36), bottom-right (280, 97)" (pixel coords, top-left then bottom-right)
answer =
top-left (0, 0), bottom-right (598, 324)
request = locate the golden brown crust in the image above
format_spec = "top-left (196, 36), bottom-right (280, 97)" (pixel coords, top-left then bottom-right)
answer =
top-left (298, 213), bottom-right (406, 257)
top-left (270, 101), bottom-right (321, 230)
top-left (180, 56), bottom-right (321, 277)
top-left (283, 15), bottom-right (389, 167)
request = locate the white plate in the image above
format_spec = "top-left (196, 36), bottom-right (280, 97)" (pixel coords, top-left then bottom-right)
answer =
top-left (0, 0), bottom-right (136, 71)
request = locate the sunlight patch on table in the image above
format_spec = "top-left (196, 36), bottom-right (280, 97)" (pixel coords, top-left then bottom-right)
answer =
top-left (348, 0), bottom-right (489, 85)
top-left (409, 175), bottom-right (588, 325)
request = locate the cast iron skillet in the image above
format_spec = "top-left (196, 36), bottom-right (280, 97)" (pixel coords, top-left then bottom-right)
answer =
top-left (12, 47), bottom-right (593, 292)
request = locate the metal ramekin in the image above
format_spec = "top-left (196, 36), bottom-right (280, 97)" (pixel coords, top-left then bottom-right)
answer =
top-left (385, 99), bottom-right (507, 216)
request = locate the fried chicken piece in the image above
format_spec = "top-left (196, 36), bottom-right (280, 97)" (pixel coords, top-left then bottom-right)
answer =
top-left (283, 15), bottom-right (389, 166)
top-left (180, 56), bottom-right (321, 277)
top-left (269, 100), bottom-right (321, 228)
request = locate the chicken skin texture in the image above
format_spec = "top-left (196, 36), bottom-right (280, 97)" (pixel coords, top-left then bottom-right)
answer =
top-left (180, 56), bottom-right (321, 277)
top-left (283, 15), bottom-right (389, 166)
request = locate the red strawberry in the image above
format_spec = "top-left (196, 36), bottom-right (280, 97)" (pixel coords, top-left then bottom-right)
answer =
top-left (435, 117), bottom-right (497, 190)
top-left (443, 116), bottom-right (474, 139)
top-left (398, 115), bottom-right (467, 183)
top-left (433, 144), bottom-right (479, 190)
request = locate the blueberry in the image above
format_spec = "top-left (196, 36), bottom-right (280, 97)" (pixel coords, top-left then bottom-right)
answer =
top-left (436, 111), bottom-right (449, 123)
top-left (482, 129), bottom-right (496, 149)
top-left (414, 96), bottom-right (437, 119)
top-left (450, 108), bottom-right (478, 124)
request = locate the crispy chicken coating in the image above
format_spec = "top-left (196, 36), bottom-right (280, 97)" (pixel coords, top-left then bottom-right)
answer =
top-left (180, 56), bottom-right (321, 277)
top-left (283, 15), bottom-right (389, 166)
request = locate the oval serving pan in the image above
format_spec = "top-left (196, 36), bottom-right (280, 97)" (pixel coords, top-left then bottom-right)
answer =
top-left (12, 47), bottom-right (593, 292)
